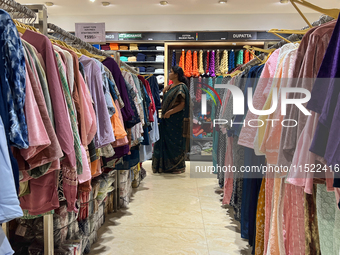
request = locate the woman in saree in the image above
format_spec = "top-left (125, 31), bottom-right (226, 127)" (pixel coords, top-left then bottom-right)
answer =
top-left (152, 66), bottom-right (190, 174)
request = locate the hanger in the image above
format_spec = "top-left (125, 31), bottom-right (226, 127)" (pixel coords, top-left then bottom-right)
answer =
top-left (290, 0), bottom-right (340, 28)
top-left (267, 28), bottom-right (310, 43)
top-left (80, 49), bottom-right (106, 61)
top-left (228, 70), bottom-right (243, 78)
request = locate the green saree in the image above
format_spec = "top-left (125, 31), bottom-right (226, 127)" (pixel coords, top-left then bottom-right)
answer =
top-left (152, 83), bottom-right (190, 173)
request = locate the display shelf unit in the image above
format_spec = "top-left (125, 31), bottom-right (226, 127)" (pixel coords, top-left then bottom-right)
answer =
top-left (118, 50), bottom-right (164, 53)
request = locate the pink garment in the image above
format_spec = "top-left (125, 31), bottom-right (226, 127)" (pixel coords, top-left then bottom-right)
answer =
top-left (78, 145), bottom-right (92, 184)
top-left (20, 69), bottom-right (50, 160)
top-left (282, 184), bottom-right (306, 255)
top-left (22, 29), bottom-right (75, 168)
top-left (286, 112), bottom-right (320, 194)
top-left (20, 171), bottom-right (60, 215)
top-left (261, 48), bottom-right (298, 164)
top-left (19, 48), bottom-right (62, 171)
top-left (222, 136), bottom-right (234, 205)
top-left (79, 72), bottom-right (97, 145)
top-left (20, 160), bottom-right (60, 182)
top-left (238, 49), bottom-right (281, 148)
top-left (264, 173), bottom-right (274, 255)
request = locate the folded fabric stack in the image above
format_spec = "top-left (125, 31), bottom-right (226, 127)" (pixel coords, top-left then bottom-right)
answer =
top-left (156, 46), bottom-right (164, 51)
top-left (129, 44), bottom-right (138, 50)
top-left (154, 69), bottom-right (164, 74)
top-left (146, 56), bottom-right (156, 61)
top-left (120, 56), bottom-right (128, 62)
top-left (109, 43), bottom-right (119, 50)
top-left (148, 45), bottom-right (156, 50)
top-left (128, 56), bottom-right (137, 62)
top-left (92, 44), bottom-right (100, 49)
top-left (137, 53), bottom-right (146, 61)
top-left (146, 66), bottom-right (155, 73)
top-left (119, 45), bottom-right (129, 50)
top-left (156, 55), bottom-right (164, 62)
top-left (101, 44), bottom-right (111, 51)
top-left (138, 44), bottom-right (148, 50)
top-left (138, 66), bottom-right (146, 72)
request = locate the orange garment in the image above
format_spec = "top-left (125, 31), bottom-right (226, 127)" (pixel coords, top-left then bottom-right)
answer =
top-left (255, 179), bottom-right (266, 255)
top-left (110, 96), bottom-right (127, 140)
top-left (119, 45), bottom-right (129, 50)
top-left (244, 50), bottom-right (250, 63)
top-left (109, 43), bottom-right (119, 50)
top-left (111, 99), bottom-right (129, 148)
top-left (91, 158), bottom-right (101, 177)
top-left (179, 50), bottom-right (185, 71)
top-left (192, 51), bottom-right (199, 77)
top-left (184, 50), bottom-right (192, 77)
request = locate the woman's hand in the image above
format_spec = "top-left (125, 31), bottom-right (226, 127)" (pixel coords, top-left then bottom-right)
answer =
top-left (163, 111), bottom-right (172, 118)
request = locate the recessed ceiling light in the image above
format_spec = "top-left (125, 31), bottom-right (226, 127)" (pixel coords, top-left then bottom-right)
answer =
top-left (102, 2), bottom-right (110, 6)
top-left (280, 0), bottom-right (289, 3)
top-left (45, 2), bottom-right (54, 6)
top-left (90, 0), bottom-right (95, 2)
top-left (218, 0), bottom-right (227, 3)
top-left (160, 1), bottom-right (168, 5)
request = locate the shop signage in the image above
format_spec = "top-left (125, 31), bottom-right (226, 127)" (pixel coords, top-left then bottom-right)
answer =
top-left (105, 32), bottom-right (119, 40)
top-left (228, 32), bottom-right (257, 40)
top-left (118, 33), bottom-right (143, 40)
top-left (176, 33), bottom-right (198, 40)
top-left (75, 23), bottom-right (106, 43)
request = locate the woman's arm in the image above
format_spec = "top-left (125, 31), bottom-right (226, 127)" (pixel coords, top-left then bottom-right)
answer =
top-left (163, 101), bottom-right (185, 118)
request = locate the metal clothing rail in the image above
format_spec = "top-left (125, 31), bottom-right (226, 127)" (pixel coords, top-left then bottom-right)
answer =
top-left (0, 0), bottom-right (36, 20)
top-left (241, 15), bottom-right (334, 70)
top-left (47, 23), bottom-right (111, 58)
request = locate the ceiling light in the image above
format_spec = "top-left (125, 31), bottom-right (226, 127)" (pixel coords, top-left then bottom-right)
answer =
top-left (90, 0), bottom-right (95, 2)
top-left (218, 0), bottom-right (227, 3)
top-left (45, 2), bottom-right (54, 6)
top-left (280, 0), bottom-right (289, 3)
top-left (102, 2), bottom-right (110, 6)
top-left (160, 1), bottom-right (168, 5)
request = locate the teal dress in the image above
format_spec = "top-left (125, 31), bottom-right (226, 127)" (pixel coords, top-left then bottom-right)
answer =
top-left (152, 83), bottom-right (190, 173)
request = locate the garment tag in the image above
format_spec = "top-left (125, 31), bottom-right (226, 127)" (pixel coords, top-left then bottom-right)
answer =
top-left (15, 225), bottom-right (27, 237)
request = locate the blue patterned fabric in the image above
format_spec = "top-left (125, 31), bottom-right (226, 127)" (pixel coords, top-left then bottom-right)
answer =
top-left (0, 10), bottom-right (28, 149)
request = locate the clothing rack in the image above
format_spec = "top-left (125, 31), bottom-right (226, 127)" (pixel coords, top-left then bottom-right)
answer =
top-left (241, 15), bottom-right (334, 70)
top-left (47, 23), bottom-right (111, 58)
top-left (0, 0), bottom-right (36, 20)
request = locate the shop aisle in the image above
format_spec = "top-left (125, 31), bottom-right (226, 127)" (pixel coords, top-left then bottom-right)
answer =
top-left (89, 161), bottom-right (250, 255)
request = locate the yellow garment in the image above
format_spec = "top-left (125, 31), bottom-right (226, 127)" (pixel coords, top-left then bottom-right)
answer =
top-left (220, 50), bottom-right (229, 75)
top-left (128, 56), bottom-right (137, 62)
top-left (129, 44), bottom-right (138, 50)
top-left (255, 179), bottom-right (266, 255)
top-left (119, 45), bottom-right (129, 50)
top-left (198, 50), bottom-right (204, 75)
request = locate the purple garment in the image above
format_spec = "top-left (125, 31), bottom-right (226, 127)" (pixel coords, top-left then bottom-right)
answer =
top-left (307, 16), bottom-right (340, 187)
top-left (102, 58), bottom-right (134, 123)
top-left (79, 56), bottom-right (115, 148)
top-left (22, 29), bottom-right (75, 168)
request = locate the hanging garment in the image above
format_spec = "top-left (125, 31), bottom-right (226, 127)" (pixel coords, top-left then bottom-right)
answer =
top-left (238, 48), bottom-right (280, 148)
top-left (184, 50), bottom-right (192, 77)
top-left (244, 50), bottom-right (250, 63)
top-left (198, 50), bottom-right (204, 76)
top-left (220, 50), bottom-right (229, 75)
top-left (171, 51), bottom-right (176, 67)
top-left (80, 55), bottom-right (115, 148)
top-left (228, 50), bottom-right (235, 72)
top-left (209, 50), bottom-right (216, 77)
top-left (255, 179), bottom-right (266, 255)
top-left (22, 29), bottom-right (76, 168)
top-left (192, 51), bottom-right (199, 77)
top-left (205, 50), bottom-right (210, 76)
top-left (215, 49), bottom-right (221, 76)
top-left (179, 50), bottom-right (185, 71)
top-left (0, 227), bottom-right (14, 255)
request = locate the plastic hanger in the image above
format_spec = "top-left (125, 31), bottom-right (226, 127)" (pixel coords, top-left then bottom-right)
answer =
top-left (290, 0), bottom-right (340, 28)
top-left (267, 28), bottom-right (310, 44)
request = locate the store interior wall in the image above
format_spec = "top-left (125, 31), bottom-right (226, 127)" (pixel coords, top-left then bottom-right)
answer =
top-left (48, 13), bottom-right (322, 32)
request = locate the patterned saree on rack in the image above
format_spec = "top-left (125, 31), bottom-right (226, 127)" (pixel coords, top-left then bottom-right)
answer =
top-left (152, 83), bottom-right (190, 173)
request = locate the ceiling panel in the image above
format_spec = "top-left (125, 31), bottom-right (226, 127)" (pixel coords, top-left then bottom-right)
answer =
top-left (17, 0), bottom-right (340, 16)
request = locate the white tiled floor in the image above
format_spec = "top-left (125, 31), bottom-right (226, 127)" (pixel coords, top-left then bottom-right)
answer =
top-left (89, 161), bottom-right (251, 255)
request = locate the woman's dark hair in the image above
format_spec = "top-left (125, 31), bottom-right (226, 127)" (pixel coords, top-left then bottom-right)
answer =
top-left (172, 65), bottom-right (188, 86)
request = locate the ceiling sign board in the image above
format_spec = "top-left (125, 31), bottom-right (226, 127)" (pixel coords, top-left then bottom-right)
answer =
top-left (118, 33), bottom-right (143, 40)
top-left (176, 33), bottom-right (198, 41)
top-left (228, 32), bottom-right (257, 40)
top-left (75, 23), bottom-right (106, 43)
